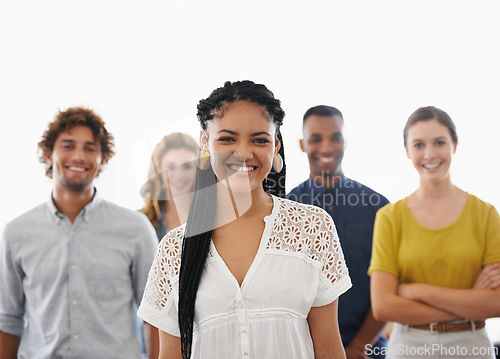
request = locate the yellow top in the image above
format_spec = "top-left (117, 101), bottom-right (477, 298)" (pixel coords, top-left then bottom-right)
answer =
top-left (368, 194), bottom-right (500, 289)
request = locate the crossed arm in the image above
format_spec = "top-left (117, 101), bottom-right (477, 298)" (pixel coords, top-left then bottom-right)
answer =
top-left (371, 262), bottom-right (500, 324)
top-left (397, 262), bottom-right (500, 321)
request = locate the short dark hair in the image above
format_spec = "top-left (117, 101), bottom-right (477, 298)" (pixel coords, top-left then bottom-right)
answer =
top-left (303, 105), bottom-right (343, 125)
top-left (403, 106), bottom-right (458, 147)
top-left (38, 107), bottom-right (115, 178)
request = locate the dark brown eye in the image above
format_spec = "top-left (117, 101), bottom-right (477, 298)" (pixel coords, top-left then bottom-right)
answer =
top-left (332, 134), bottom-right (343, 142)
top-left (218, 137), bottom-right (234, 142)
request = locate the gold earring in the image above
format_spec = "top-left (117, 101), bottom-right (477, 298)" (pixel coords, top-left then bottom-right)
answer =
top-left (272, 152), bottom-right (283, 173)
top-left (196, 149), bottom-right (211, 170)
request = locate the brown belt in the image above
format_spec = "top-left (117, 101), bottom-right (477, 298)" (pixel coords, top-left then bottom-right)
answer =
top-left (410, 320), bottom-right (485, 332)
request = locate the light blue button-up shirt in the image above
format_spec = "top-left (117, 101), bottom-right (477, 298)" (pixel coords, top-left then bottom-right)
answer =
top-left (0, 190), bottom-right (158, 359)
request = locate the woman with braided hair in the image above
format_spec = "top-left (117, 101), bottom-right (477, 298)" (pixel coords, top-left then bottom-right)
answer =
top-left (138, 80), bottom-right (352, 359)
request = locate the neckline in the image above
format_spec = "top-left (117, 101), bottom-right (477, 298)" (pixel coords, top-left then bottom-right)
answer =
top-left (402, 193), bottom-right (470, 231)
top-left (47, 187), bottom-right (101, 224)
top-left (307, 176), bottom-right (348, 191)
top-left (209, 195), bottom-right (279, 289)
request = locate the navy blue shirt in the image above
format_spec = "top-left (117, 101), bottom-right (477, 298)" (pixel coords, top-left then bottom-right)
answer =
top-left (287, 177), bottom-right (389, 347)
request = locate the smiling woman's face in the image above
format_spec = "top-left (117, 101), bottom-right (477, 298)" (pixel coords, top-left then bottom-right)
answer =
top-left (202, 100), bottom-right (279, 195)
top-left (159, 147), bottom-right (197, 198)
top-left (405, 119), bottom-right (457, 183)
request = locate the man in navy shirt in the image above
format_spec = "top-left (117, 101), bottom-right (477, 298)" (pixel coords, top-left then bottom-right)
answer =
top-left (288, 105), bottom-right (389, 359)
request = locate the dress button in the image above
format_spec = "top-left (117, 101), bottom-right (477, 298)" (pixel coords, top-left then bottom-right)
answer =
top-left (242, 330), bottom-right (247, 336)
top-left (72, 300), bottom-right (77, 305)
top-left (70, 231), bottom-right (75, 236)
top-left (243, 353), bottom-right (249, 358)
top-left (71, 265), bottom-right (76, 270)
top-left (73, 335), bottom-right (79, 340)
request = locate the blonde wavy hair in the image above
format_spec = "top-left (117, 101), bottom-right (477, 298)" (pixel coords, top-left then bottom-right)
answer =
top-left (140, 132), bottom-right (198, 229)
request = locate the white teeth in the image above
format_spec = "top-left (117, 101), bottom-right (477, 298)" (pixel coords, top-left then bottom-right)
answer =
top-left (228, 164), bottom-right (255, 172)
top-left (424, 164), bottom-right (440, 169)
top-left (318, 157), bottom-right (334, 163)
top-left (68, 167), bottom-right (86, 172)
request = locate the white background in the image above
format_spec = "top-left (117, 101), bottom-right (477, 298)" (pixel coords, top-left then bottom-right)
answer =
top-left (1, 0), bottom-right (499, 341)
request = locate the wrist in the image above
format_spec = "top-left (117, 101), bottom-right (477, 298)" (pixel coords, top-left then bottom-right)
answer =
top-left (411, 283), bottom-right (426, 301)
top-left (348, 338), bottom-right (368, 351)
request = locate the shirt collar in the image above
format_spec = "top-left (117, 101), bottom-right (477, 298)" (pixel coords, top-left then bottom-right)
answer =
top-left (306, 175), bottom-right (349, 191)
top-left (306, 177), bottom-right (326, 195)
top-left (82, 188), bottom-right (101, 222)
top-left (46, 187), bottom-right (102, 224)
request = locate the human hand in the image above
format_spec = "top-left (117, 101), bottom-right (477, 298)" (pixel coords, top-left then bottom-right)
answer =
top-left (473, 263), bottom-right (500, 290)
top-left (345, 345), bottom-right (369, 359)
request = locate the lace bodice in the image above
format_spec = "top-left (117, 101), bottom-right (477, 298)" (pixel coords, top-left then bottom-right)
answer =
top-left (138, 195), bottom-right (351, 359)
top-left (266, 197), bottom-right (348, 285)
top-left (143, 197), bottom-right (348, 310)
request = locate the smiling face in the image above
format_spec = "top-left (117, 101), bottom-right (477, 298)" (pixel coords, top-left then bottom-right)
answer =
top-left (45, 125), bottom-right (103, 193)
top-left (202, 101), bottom-right (279, 195)
top-left (405, 119), bottom-right (457, 183)
top-left (160, 147), bottom-right (197, 198)
top-left (300, 114), bottom-right (345, 181)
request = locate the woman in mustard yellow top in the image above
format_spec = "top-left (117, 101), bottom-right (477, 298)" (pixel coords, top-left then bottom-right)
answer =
top-left (369, 106), bottom-right (500, 359)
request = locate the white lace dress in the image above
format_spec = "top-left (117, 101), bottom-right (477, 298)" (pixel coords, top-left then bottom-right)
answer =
top-left (138, 195), bottom-right (352, 359)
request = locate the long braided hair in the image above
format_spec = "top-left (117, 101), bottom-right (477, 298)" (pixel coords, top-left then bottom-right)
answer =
top-left (178, 80), bottom-right (286, 358)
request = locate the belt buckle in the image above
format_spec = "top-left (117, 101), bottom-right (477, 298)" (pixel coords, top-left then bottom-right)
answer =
top-left (429, 322), bottom-right (438, 333)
